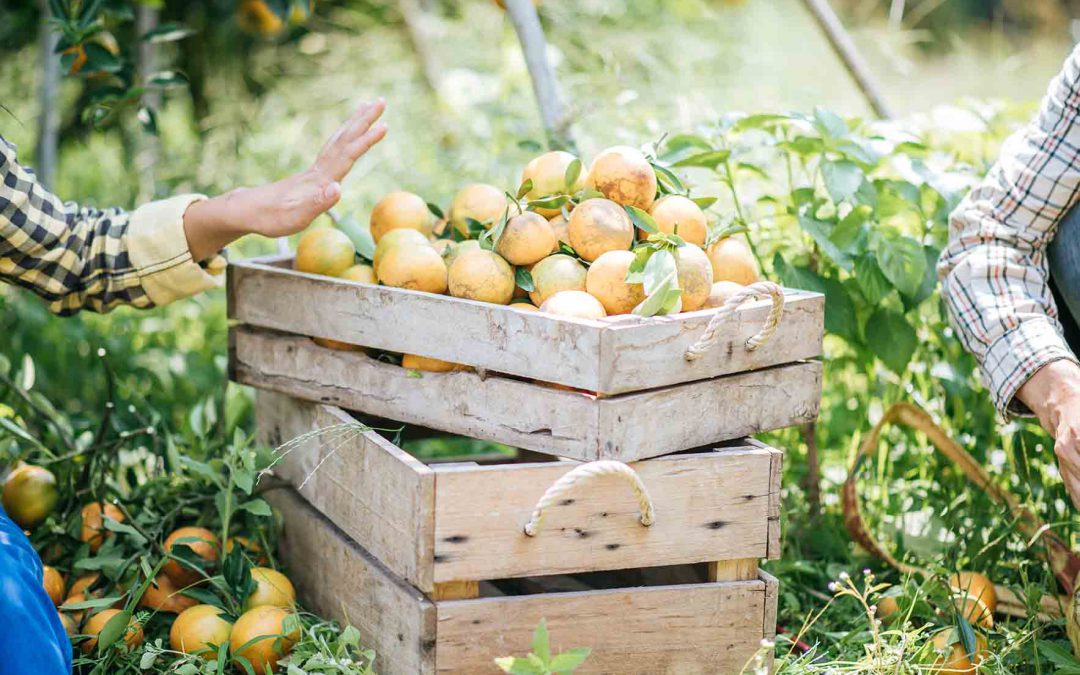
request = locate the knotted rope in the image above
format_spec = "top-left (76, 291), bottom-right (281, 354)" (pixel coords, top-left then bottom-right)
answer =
top-left (523, 460), bottom-right (655, 537)
top-left (684, 281), bottom-right (785, 361)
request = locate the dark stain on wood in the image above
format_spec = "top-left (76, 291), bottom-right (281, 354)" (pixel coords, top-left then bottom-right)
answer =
top-left (559, 498), bottom-right (575, 506)
top-left (605, 543), bottom-right (621, 551)
top-left (705, 520), bottom-right (728, 530)
top-left (443, 535), bottom-right (468, 544)
top-left (574, 528), bottom-right (590, 538)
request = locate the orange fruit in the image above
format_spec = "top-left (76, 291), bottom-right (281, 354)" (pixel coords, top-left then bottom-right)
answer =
top-left (510, 302), bottom-right (538, 311)
top-left (706, 237), bottom-right (759, 285)
top-left (445, 239), bottom-right (482, 267)
top-left (2, 464), bottom-right (58, 529)
top-left (585, 250), bottom-right (645, 315)
top-left (373, 228), bottom-right (431, 275)
top-left (61, 593), bottom-right (89, 625)
top-left (238, 0), bottom-right (285, 37)
top-left (675, 244), bottom-right (713, 312)
top-left (139, 571), bottom-right (199, 614)
top-left (567, 198), bottom-right (634, 262)
top-left (521, 151), bottom-right (585, 217)
top-left (949, 572), bottom-right (997, 629)
top-left (67, 573), bottom-right (101, 600)
top-left (42, 566), bottom-right (64, 607)
top-left (58, 612), bottom-right (78, 639)
top-left (170, 604), bottom-right (234, 655)
top-left (930, 628), bottom-right (988, 673)
top-left (448, 249), bottom-right (515, 305)
top-left (295, 228), bottom-right (355, 278)
top-left (244, 567), bottom-right (296, 611)
top-left (548, 214), bottom-right (570, 253)
top-left (225, 536), bottom-right (269, 564)
top-left (377, 244), bottom-right (448, 294)
top-left (82, 609), bottom-right (143, 654)
top-left (528, 254), bottom-right (587, 306)
top-left (370, 191), bottom-right (434, 243)
top-left (230, 606), bottom-right (300, 674)
top-left (702, 281), bottom-right (745, 309)
top-left (401, 354), bottom-right (471, 373)
top-left (495, 212), bottom-right (556, 266)
top-left (450, 184), bottom-right (508, 237)
top-left (586, 145), bottom-right (657, 210)
top-left (81, 503), bottom-right (125, 553)
top-left (340, 263), bottom-right (376, 284)
top-left (431, 239), bottom-right (455, 258)
top-left (648, 195), bottom-right (707, 245)
top-left (163, 527), bottom-right (220, 588)
top-left (539, 290), bottom-right (607, 320)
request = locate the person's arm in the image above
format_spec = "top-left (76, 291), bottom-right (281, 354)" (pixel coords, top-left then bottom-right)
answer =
top-left (938, 45), bottom-right (1080, 503)
top-left (0, 99), bottom-right (386, 315)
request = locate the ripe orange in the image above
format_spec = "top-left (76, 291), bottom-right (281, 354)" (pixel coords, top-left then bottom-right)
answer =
top-left (138, 571), bottom-right (199, 614)
top-left (378, 244), bottom-right (449, 294)
top-left (521, 151), bottom-right (584, 217)
top-left (61, 593), bottom-right (89, 625)
top-left (170, 604), bottom-right (233, 655)
top-left (586, 146), bottom-right (657, 210)
top-left (875, 595), bottom-right (900, 623)
top-left (431, 239), bottom-right (455, 258)
top-left (706, 237), bottom-right (759, 285)
top-left (82, 609), bottom-right (143, 654)
top-left (163, 527), bottom-right (220, 588)
top-left (373, 228), bottom-right (431, 275)
top-left (295, 227), bottom-right (355, 278)
top-left (58, 612), bottom-right (78, 639)
top-left (649, 195), bottom-right (707, 245)
top-left (548, 214), bottom-right (570, 253)
top-left (402, 354), bottom-right (471, 373)
top-left (568, 198), bottom-right (634, 262)
top-left (585, 250), bottom-right (645, 315)
top-left (703, 281), bottom-right (745, 309)
top-left (2, 464), bottom-right (58, 529)
top-left (244, 567), bottom-right (297, 611)
top-left (930, 628), bottom-right (988, 673)
top-left (539, 290), bottom-right (607, 319)
top-left (230, 606), bottom-right (300, 674)
top-left (445, 239), bottom-right (482, 267)
top-left (448, 249), bottom-right (516, 305)
top-left (67, 573), bottom-right (101, 600)
top-left (81, 503), bottom-right (125, 553)
top-left (370, 191), bottom-right (434, 242)
top-left (949, 572), bottom-right (997, 629)
top-left (340, 263), bottom-right (376, 284)
top-left (510, 302), bottom-right (538, 311)
top-left (450, 184), bottom-right (508, 237)
top-left (675, 244), bottom-right (714, 312)
top-left (495, 212), bottom-right (556, 266)
top-left (529, 254), bottom-right (587, 306)
top-left (42, 566), bottom-right (64, 607)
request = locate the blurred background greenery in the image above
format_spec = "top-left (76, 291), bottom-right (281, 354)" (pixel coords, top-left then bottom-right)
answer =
top-left (5, 0), bottom-right (1080, 670)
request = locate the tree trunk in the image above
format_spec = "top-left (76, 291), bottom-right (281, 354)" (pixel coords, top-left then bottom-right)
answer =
top-left (36, 0), bottom-right (60, 188)
top-left (502, 0), bottom-right (574, 149)
top-left (801, 421), bottom-right (821, 518)
top-left (135, 4), bottom-right (161, 202)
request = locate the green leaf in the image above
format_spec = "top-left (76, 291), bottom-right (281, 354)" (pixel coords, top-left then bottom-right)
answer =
top-left (624, 205), bottom-right (659, 234)
top-left (103, 518), bottom-right (148, 546)
top-left (865, 309), bottom-right (917, 374)
top-left (141, 22), bottom-right (195, 43)
top-left (1036, 640), bottom-right (1080, 667)
top-left (549, 648), bottom-right (592, 672)
top-left (651, 162), bottom-right (686, 195)
top-left (532, 619), bottom-right (551, 663)
top-left (798, 215), bottom-right (852, 271)
top-left (18, 354), bottom-right (34, 390)
top-left (672, 149), bottom-right (731, 170)
top-left (874, 231), bottom-right (927, 297)
top-left (773, 253), bottom-right (826, 295)
top-left (635, 250), bottom-right (682, 317)
top-left (901, 245), bottom-right (940, 310)
top-left (829, 208), bottom-right (869, 260)
top-left (822, 160), bottom-right (864, 203)
top-left (516, 179), bottom-right (534, 201)
top-left (238, 498), bottom-right (272, 516)
top-left (427, 202), bottom-right (445, 220)
top-left (956, 616), bottom-right (978, 663)
top-left (494, 657), bottom-right (545, 675)
top-left (564, 159), bottom-right (582, 192)
top-left (528, 195), bottom-right (570, 211)
top-left (821, 276), bottom-right (858, 342)
top-left (731, 113), bottom-right (791, 132)
top-left (853, 255), bottom-right (891, 305)
top-left (812, 107), bottom-right (848, 139)
top-left (836, 139), bottom-right (880, 166)
top-left (691, 196), bottom-right (717, 210)
top-left (147, 70), bottom-right (188, 87)
top-left (61, 595), bottom-right (124, 611)
top-left (625, 245), bottom-right (654, 283)
top-left (515, 267), bottom-right (535, 292)
top-left (96, 610), bottom-right (132, 653)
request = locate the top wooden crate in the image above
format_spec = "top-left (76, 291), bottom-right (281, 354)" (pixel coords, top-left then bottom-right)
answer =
top-left (227, 254), bottom-right (825, 395)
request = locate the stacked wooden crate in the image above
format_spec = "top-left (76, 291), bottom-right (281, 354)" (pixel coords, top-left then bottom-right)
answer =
top-left (227, 254), bottom-right (825, 674)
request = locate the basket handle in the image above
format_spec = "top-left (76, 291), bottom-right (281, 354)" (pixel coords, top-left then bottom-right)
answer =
top-left (684, 281), bottom-right (785, 362)
top-left (523, 460), bottom-right (655, 537)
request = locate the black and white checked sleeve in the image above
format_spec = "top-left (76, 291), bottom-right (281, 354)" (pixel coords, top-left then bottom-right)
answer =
top-left (938, 44), bottom-right (1080, 418)
top-left (0, 136), bottom-right (223, 315)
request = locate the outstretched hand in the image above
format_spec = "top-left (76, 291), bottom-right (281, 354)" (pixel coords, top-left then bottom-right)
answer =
top-left (1017, 358), bottom-right (1080, 509)
top-left (183, 99), bottom-right (388, 261)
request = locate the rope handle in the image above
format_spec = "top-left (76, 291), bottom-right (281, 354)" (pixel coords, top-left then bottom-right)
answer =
top-left (841, 402), bottom-right (1080, 596)
top-left (684, 281), bottom-right (785, 361)
top-left (523, 460), bottom-right (655, 537)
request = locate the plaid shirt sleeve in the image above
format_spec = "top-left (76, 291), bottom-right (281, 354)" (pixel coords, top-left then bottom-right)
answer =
top-left (938, 44), bottom-right (1080, 418)
top-left (0, 136), bottom-right (225, 316)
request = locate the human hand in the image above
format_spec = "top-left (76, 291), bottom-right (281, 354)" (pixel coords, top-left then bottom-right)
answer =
top-left (183, 99), bottom-right (388, 260)
top-left (1017, 358), bottom-right (1080, 508)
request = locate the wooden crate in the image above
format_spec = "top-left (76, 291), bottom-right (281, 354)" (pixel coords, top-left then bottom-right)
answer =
top-left (255, 390), bottom-right (782, 595)
top-left (228, 255), bottom-right (824, 395)
top-left (233, 325), bottom-right (821, 462)
top-left (268, 487), bottom-right (778, 675)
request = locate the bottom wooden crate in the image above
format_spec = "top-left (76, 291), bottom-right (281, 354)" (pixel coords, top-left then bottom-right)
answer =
top-left (268, 488), bottom-right (778, 674)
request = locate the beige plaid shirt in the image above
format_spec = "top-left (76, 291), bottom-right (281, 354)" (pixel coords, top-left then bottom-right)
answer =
top-left (939, 44), bottom-right (1080, 417)
top-left (0, 136), bottom-right (223, 315)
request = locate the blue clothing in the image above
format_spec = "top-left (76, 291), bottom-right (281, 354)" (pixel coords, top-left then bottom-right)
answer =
top-left (1048, 205), bottom-right (1080, 354)
top-left (0, 507), bottom-right (71, 674)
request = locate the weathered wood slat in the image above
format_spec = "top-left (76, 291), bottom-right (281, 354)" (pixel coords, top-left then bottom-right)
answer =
top-left (233, 326), bottom-right (820, 462)
top-left (267, 489), bottom-right (436, 675)
top-left (228, 255), bottom-right (823, 394)
top-left (255, 391), bottom-right (437, 591)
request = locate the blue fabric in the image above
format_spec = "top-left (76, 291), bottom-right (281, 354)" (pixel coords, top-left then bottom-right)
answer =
top-left (0, 507), bottom-right (71, 674)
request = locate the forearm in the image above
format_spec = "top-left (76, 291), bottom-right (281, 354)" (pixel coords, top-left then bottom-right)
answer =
top-left (181, 189), bottom-right (253, 262)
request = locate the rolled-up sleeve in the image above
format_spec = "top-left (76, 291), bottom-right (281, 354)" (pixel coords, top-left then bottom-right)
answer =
top-left (0, 136), bottom-right (223, 315)
top-left (938, 44), bottom-right (1080, 417)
